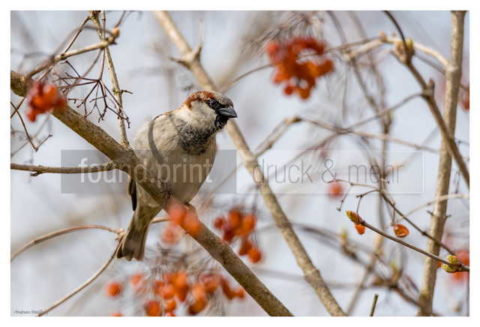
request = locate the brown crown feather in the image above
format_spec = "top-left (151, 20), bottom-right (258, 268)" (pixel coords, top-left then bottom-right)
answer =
top-left (183, 91), bottom-right (216, 109)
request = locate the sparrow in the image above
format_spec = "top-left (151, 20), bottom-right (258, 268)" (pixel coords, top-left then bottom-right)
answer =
top-left (117, 91), bottom-right (237, 260)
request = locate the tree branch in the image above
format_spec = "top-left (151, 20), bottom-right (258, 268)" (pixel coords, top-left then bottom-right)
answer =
top-left (417, 11), bottom-right (467, 316)
top-left (11, 224), bottom-right (120, 262)
top-left (90, 11), bottom-right (130, 147)
top-left (37, 243), bottom-right (120, 316)
top-left (11, 161), bottom-right (117, 176)
top-left (27, 33), bottom-right (119, 78)
top-left (384, 11), bottom-right (469, 188)
top-left (154, 10), bottom-right (345, 316)
top-left (10, 70), bottom-right (291, 317)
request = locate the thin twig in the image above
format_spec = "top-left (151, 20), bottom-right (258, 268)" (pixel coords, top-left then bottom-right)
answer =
top-left (405, 194), bottom-right (469, 217)
top-left (90, 11), bottom-right (130, 147)
top-left (37, 243), bottom-right (121, 316)
top-left (11, 225), bottom-right (120, 262)
top-left (28, 34), bottom-right (119, 78)
top-left (369, 294), bottom-right (379, 316)
top-left (11, 161), bottom-right (117, 176)
top-left (357, 218), bottom-right (469, 271)
top-left (383, 11), bottom-right (469, 188)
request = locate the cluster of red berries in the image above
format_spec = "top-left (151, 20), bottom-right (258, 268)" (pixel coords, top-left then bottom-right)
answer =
top-left (214, 209), bottom-right (262, 263)
top-left (265, 37), bottom-right (334, 100)
top-left (26, 81), bottom-right (66, 122)
top-left (105, 270), bottom-right (245, 316)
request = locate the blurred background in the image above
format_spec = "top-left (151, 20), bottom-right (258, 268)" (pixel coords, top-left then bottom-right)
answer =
top-left (10, 11), bottom-right (470, 316)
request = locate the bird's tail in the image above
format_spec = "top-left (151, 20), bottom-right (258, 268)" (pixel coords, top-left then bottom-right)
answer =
top-left (117, 209), bottom-right (153, 261)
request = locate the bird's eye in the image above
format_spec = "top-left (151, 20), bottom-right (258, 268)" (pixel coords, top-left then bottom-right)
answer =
top-left (207, 99), bottom-right (223, 110)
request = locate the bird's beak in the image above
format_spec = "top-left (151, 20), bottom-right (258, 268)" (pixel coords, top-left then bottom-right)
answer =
top-left (217, 106), bottom-right (237, 118)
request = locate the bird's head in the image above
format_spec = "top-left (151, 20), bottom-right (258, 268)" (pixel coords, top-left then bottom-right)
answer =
top-left (178, 91), bottom-right (237, 131)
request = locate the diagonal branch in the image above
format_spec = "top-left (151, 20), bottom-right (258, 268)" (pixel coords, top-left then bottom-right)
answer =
top-left (10, 70), bottom-right (291, 317)
top-left (27, 33), bottom-right (119, 78)
top-left (154, 10), bottom-right (346, 316)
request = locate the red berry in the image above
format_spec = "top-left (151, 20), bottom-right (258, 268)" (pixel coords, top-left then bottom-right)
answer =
top-left (105, 282), bottom-right (122, 297)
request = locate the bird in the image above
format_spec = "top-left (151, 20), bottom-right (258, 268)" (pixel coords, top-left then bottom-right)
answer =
top-left (117, 91), bottom-right (237, 260)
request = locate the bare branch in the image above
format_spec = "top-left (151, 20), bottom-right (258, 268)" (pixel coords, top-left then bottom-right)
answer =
top-left (28, 33), bottom-right (119, 77)
top-left (154, 10), bottom-right (346, 316)
top-left (10, 70), bottom-right (291, 316)
top-left (90, 11), bottom-right (130, 147)
top-left (11, 161), bottom-right (117, 176)
top-left (37, 243), bottom-right (120, 316)
top-left (11, 225), bottom-right (120, 262)
top-left (418, 11), bottom-right (467, 315)
top-left (383, 11), bottom-right (469, 188)
top-left (353, 216), bottom-right (469, 271)
top-left (369, 294), bottom-right (379, 316)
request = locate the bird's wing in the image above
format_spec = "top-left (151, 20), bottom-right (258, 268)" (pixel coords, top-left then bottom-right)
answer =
top-left (130, 113), bottom-right (179, 209)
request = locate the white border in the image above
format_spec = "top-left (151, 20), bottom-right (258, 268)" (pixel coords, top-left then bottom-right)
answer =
top-left (2, 0), bottom-right (478, 326)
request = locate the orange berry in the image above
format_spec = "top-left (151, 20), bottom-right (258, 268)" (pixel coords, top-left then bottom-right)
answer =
top-left (183, 211), bottom-right (201, 236)
top-left (164, 299), bottom-right (177, 312)
top-left (234, 288), bottom-right (246, 299)
top-left (328, 182), bottom-right (344, 198)
top-left (283, 84), bottom-right (295, 95)
top-left (222, 225), bottom-right (235, 243)
top-left (297, 87), bottom-right (311, 100)
top-left (273, 69), bottom-right (289, 84)
top-left (153, 280), bottom-right (165, 296)
top-left (228, 209), bottom-right (242, 230)
top-left (111, 312), bottom-right (123, 317)
top-left (213, 216), bottom-right (226, 229)
top-left (144, 300), bottom-right (162, 316)
top-left (393, 224), bottom-right (409, 238)
top-left (105, 282), bottom-right (122, 297)
top-left (188, 298), bottom-right (207, 315)
top-left (200, 273), bottom-right (220, 294)
top-left (266, 41), bottom-right (280, 57)
top-left (26, 109), bottom-right (37, 122)
top-left (166, 200), bottom-right (187, 226)
top-left (247, 247), bottom-right (262, 263)
top-left (221, 278), bottom-right (235, 300)
top-left (161, 283), bottom-right (176, 299)
top-left (238, 238), bottom-right (253, 256)
top-left (129, 273), bottom-right (144, 289)
top-left (354, 224), bottom-right (365, 235)
top-left (238, 214), bottom-right (257, 236)
top-left (176, 287), bottom-right (188, 302)
top-left (172, 272), bottom-right (189, 293)
top-left (191, 283), bottom-right (207, 302)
